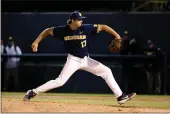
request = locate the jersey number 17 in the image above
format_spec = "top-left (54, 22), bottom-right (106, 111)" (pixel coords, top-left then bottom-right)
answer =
top-left (81, 40), bottom-right (86, 48)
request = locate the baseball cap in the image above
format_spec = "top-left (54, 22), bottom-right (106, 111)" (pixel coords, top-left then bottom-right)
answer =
top-left (69, 11), bottom-right (86, 20)
top-left (147, 40), bottom-right (152, 44)
top-left (8, 36), bottom-right (14, 41)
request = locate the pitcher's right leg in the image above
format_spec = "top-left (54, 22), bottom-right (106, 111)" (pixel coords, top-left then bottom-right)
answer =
top-left (81, 57), bottom-right (136, 104)
top-left (23, 55), bottom-right (81, 101)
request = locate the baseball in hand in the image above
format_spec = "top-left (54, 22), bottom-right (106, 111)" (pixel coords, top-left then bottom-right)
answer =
top-left (32, 42), bottom-right (39, 52)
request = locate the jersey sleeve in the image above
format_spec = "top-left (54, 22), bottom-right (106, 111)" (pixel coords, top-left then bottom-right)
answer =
top-left (52, 26), bottom-right (64, 40)
top-left (83, 24), bottom-right (99, 35)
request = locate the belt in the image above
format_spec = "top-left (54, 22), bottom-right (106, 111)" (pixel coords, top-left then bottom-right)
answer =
top-left (74, 55), bottom-right (89, 58)
top-left (69, 54), bottom-right (89, 58)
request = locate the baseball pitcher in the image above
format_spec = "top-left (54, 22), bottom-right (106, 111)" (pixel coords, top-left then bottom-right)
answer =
top-left (23, 11), bottom-right (136, 104)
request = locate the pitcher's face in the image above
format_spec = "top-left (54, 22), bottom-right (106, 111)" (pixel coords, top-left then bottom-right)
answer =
top-left (72, 19), bottom-right (83, 27)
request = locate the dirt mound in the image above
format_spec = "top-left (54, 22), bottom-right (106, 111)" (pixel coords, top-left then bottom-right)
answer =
top-left (2, 100), bottom-right (170, 112)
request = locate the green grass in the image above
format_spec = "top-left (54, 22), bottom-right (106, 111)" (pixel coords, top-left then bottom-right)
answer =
top-left (2, 92), bottom-right (170, 109)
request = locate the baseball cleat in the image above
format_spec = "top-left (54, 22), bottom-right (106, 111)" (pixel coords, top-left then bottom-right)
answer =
top-left (117, 92), bottom-right (136, 104)
top-left (23, 90), bottom-right (36, 101)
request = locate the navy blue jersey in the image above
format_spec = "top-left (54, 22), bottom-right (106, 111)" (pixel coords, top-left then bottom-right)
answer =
top-left (52, 24), bottom-right (99, 57)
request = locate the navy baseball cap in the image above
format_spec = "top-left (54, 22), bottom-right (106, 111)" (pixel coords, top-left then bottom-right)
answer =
top-left (69, 11), bottom-right (86, 20)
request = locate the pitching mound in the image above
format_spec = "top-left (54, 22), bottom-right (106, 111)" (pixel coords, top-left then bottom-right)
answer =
top-left (2, 100), bottom-right (170, 112)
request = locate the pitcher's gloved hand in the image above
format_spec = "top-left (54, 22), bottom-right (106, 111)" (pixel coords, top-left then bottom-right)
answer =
top-left (108, 38), bottom-right (122, 53)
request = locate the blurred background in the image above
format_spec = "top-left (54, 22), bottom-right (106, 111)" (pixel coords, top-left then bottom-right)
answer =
top-left (1, 0), bottom-right (170, 95)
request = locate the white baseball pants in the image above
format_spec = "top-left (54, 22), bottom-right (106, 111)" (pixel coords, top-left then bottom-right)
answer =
top-left (33, 54), bottom-right (123, 98)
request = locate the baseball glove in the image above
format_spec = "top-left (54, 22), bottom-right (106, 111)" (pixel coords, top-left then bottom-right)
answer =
top-left (108, 38), bottom-right (122, 53)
